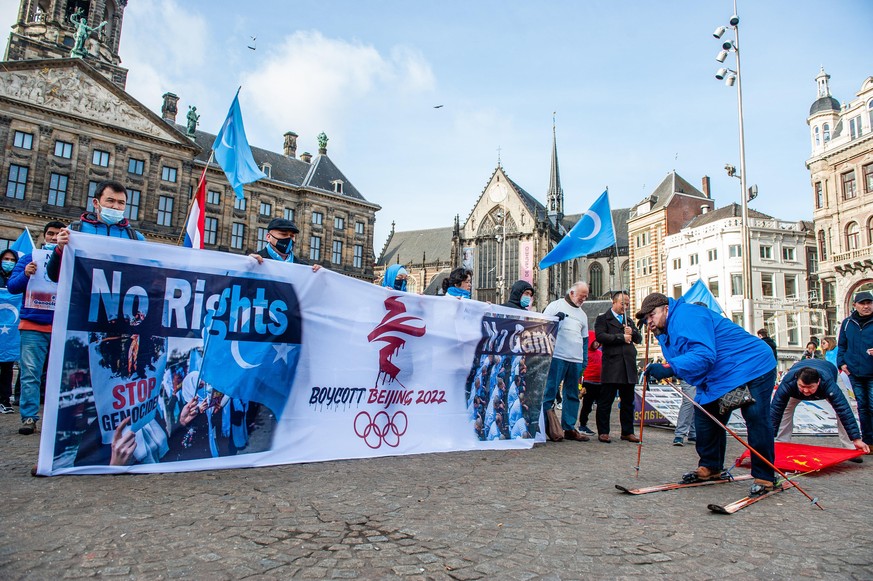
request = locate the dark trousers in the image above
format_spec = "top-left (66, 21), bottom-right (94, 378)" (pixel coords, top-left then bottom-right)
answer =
top-left (694, 368), bottom-right (776, 482)
top-left (597, 382), bottom-right (635, 436)
top-left (579, 381), bottom-right (601, 427)
top-left (849, 375), bottom-right (873, 445)
top-left (0, 361), bottom-right (13, 406)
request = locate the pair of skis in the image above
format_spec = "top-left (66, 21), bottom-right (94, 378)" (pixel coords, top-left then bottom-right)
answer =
top-left (615, 473), bottom-right (787, 514)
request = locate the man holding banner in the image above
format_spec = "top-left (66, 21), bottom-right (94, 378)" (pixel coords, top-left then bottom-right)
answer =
top-left (7, 221), bottom-right (63, 434)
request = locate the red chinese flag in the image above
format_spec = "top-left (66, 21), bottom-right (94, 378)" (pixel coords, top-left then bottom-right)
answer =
top-left (735, 442), bottom-right (864, 472)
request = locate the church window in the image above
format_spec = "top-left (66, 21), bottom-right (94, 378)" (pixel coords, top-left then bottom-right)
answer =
top-left (589, 263), bottom-right (603, 298)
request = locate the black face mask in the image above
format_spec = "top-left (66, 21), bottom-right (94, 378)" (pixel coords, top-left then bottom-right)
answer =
top-left (273, 236), bottom-right (293, 254)
top-left (393, 278), bottom-right (405, 291)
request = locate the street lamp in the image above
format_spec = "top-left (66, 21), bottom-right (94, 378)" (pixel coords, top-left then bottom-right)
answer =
top-left (712, 1), bottom-right (753, 333)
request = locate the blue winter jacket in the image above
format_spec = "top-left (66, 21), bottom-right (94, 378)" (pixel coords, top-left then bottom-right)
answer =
top-left (46, 213), bottom-right (145, 282)
top-left (836, 312), bottom-right (873, 378)
top-left (7, 252), bottom-right (54, 325)
top-left (770, 358), bottom-right (860, 440)
top-left (656, 297), bottom-right (776, 404)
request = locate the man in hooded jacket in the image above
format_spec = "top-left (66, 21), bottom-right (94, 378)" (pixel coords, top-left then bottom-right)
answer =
top-left (503, 280), bottom-right (534, 310)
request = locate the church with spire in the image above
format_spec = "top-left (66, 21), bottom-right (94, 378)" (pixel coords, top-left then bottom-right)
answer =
top-left (376, 122), bottom-right (630, 308)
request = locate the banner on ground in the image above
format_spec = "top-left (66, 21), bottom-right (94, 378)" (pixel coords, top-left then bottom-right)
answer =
top-left (37, 234), bottom-right (557, 475)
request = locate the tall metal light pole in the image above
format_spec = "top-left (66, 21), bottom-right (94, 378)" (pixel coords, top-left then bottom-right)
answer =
top-left (714, 1), bottom-right (754, 332)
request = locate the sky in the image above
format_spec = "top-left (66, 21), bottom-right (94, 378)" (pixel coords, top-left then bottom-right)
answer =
top-left (2, 1), bottom-right (871, 251)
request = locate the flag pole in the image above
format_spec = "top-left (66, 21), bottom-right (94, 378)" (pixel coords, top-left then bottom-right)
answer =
top-left (176, 150), bottom-right (215, 246)
top-left (634, 326), bottom-right (651, 476)
top-left (606, 187), bottom-right (620, 296)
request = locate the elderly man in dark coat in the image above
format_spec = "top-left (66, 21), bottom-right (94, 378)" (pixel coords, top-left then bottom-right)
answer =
top-left (594, 291), bottom-right (642, 443)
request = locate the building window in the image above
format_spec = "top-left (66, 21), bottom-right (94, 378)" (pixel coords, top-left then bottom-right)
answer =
top-left (864, 164), bottom-right (873, 194)
top-left (13, 131), bottom-right (33, 150)
top-left (5, 164), bottom-right (28, 199)
top-left (814, 182), bottom-right (823, 208)
top-left (731, 312), bottom-right (743, 326)
top-left (261, 163), bottom-right (271, 178)
top-left (672, 284), bottom-right (682, 299)
top-left (334, 216), bottom-right (345, 230)
top-left (621, 261), bottom-right (630, 291)
top-left (731, 273), bottom-right (743, 296)
top-left (309, 236), bottom-right (321, 261)
top-left (54, 140), bottom-right (73, 159)
top-left (48, 173), bottom-right (68, 206)
top-left (782, 247), bottom-right (796, 261)
top-left (125, 189), bottom-right (141, 221)
top-left (761, 273), bottom-right (774, 297)
top-left (157, 196), bottom-right (174, 227)
top-left (284, 208), bottom-right (295, 221)
top-left (353, 244), bottom-right (363, 268)
top-left (259, 201), bottom-right (272, 216)
top-left (234, 196), bottom-right (247, 211)
top-left (257, 227), bottom-right (268, 249)
top-left (689, 253), bottom-right (698, 266)
top-left (231, 223), bottom-right (245, 249)
top-left (847, 222), bottom-right (861, 250)
top-left (842, 170), bottom-right (857, 200)
top-left (850, 115), bottom-right (863, 139)
top-left (787, 313), bottom-right (799, 346)
top-left (814, 126), bottom-right (820, 146)
top-left (760, 245), bottom-right (773, 260)
top-left (204, 217), bottom-right (218, 245)
top-left (707, 248), bottom-right (717, 261)
top-left (128, 158), bottom-right (144, 175)
top-left (708, 277), bottom-right (719, 298)
top-left (92, 149), bottom-right (110, 167)
top-left (823, 123), bottom-right (830, 142)
top-left (312, 211), bottom-right (323, 225)
top-left (729, 244), bottom-right (741, 258)
top-left (355, 221), bottom-right (365, 235)
top-left (332, 240), bottom-right (343, 264)
top-left (785, 275), bottom-right (797, 299)
top-left (672, 258), bottom-right (681, 270)
top-left (589, 262), bottom-right (603, 297)
top-left (868, 218), bottom-right (873, 248)
top-left (333, 181), bottom-right (343, 194)
top-left (818, 230), bottom-right (828, 261)
top-left (87, 181), bottom-right (99, 210)
top-left (207, 189), bottom-right (220, 205)
top-left (635, 231), bottom-right (650, 247)
top-left (161, 166), bottom-right (177, 183)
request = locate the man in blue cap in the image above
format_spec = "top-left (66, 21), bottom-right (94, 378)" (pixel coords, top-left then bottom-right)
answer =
top-left (837, 290), bottom-right (873, 448)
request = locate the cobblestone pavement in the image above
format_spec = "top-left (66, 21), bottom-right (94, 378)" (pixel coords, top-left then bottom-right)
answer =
top-left (1, 412), bottom-right (872, 580)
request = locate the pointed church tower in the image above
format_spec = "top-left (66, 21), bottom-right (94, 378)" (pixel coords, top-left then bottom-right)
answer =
top-left (546, 116), bottom-right (564, 223)
top-left (5, 0), bottom-right (129, 89)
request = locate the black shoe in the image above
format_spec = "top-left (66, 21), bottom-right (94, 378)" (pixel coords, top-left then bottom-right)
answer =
top-left (849, 457), bottom-right (864, 464)
top-left (19, 417), bottom-right (37, 435)
top-left (749, 480), bottom-right (779, 496)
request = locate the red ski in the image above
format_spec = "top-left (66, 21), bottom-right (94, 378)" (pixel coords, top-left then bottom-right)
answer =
top-left (616, 474), bottom-right (752, 495)
top-left (707, 485), bottom-right (788, 514)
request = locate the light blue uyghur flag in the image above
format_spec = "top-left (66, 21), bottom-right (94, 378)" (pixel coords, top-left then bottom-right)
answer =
top-left (10, 228), bottom-right (34, 257)
top-left (539, 190), bottom-right (616, 269)
top-left (212, 90), bottom-right (266, 200)
top-left (683, 279), bottom-right (725, 315)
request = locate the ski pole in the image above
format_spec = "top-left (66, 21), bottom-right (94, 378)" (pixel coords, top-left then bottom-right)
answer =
top-left (634, 326), bottom-right (651, 477)
top-left (664, 381), bottom-right (823, 510)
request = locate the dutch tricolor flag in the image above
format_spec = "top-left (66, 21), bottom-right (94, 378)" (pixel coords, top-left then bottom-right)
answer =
top-left (183, 167), bottom-right (206, 249)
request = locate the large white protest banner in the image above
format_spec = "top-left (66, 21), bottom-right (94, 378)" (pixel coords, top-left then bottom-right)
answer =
top-left (37, 234), bottom-right (557, 475)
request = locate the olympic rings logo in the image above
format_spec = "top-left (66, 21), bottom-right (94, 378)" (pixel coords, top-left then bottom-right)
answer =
top-left (354, 411), bottom-right (408, 449)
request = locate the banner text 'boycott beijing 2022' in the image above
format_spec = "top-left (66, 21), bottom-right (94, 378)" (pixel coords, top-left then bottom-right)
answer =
top-left (66, 257), bottom-right (303, 342)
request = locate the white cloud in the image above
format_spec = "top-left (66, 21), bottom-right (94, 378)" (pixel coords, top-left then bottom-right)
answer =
top-left (241, 31), bottom-right (435, 150)
top-left (120, 0), bottom-right (210, 114)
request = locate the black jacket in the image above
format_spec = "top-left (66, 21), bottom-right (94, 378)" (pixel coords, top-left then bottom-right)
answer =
top-left (256, 246), bottom-right (309, 266)
top-left (502, 280), bottom-right (534, 310)
top-left (594, 309), bottom-right (642, 384)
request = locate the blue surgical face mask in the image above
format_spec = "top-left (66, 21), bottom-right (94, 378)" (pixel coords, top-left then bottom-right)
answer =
top-left (43, 243), bottom-right (57, 251)
top-left (99, 207), bottom-right (125, 225)
top-left (520, 295), bottom-right (532, 308)
top-left (1, 260), bottom-right (15, 273)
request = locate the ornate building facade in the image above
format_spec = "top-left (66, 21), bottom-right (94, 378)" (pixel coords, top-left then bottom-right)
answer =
top-left (0, 0), bottom-right (380, 281)
top-left (806, 69), bottom-right (873, 325)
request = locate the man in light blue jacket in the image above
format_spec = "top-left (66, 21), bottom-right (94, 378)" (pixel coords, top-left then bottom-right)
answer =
top-left (638, 293), bottom-right (777, 496)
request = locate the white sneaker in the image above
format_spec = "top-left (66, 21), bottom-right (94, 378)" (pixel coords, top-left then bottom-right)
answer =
top-left (0, 403), bottom-right (13, 414)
